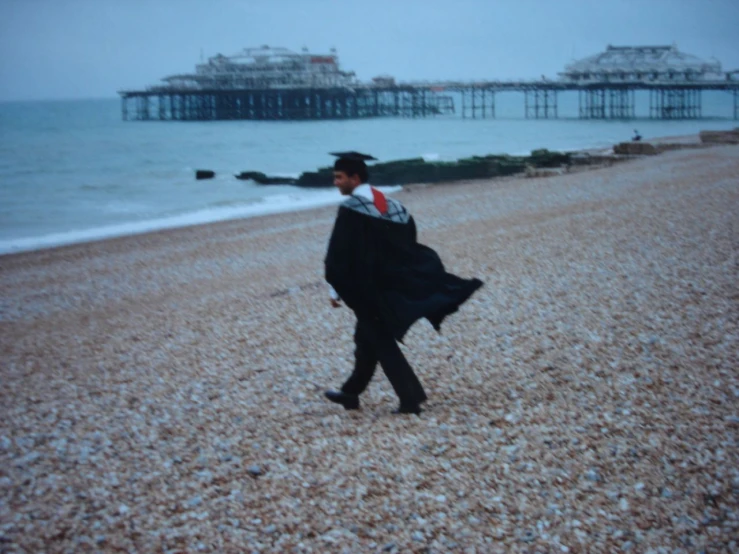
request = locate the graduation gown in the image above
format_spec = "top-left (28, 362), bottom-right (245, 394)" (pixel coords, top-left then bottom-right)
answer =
top-left (325, 189), bottom-right (483, 341)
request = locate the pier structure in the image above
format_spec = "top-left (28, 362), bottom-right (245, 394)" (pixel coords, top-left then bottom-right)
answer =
top-left (120, 44), bottom-right (739, 121)
top-left (730, 71), bottom-right (739, 120)
top-left (524, 88), bottom-right (559, 119)
top-left (121, 86), bottom-right (454, 121)
top-left (577, 88), bottom-right (635, 119)
top-left (564, 44), bottom-right (720, 120)
top-left (458, 86), bottom-right (496, 119)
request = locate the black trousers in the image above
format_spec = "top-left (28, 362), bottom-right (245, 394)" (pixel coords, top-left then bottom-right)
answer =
top-left (340, 318), bottom-right (427, 406)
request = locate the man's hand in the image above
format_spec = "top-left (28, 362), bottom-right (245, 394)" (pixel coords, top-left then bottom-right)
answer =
top-left (330, 299), bottom-right (342, 308)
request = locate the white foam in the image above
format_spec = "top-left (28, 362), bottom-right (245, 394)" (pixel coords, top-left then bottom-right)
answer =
top-left (0, 185), bottom-right (402, 256)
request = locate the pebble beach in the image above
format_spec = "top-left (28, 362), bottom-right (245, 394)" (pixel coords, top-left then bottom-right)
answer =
top-left (1, 143), bottom-right (737, 552)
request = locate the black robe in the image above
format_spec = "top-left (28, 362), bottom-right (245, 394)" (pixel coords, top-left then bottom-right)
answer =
top-left (325, 199), bottom-right (483, 341)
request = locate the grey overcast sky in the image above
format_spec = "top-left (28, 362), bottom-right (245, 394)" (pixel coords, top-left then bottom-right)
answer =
top-left (1, 0), bottom-right (738, 101)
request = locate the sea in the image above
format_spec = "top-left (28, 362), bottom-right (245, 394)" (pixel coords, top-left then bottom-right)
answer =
top-left (1, 93), bottom-right (736, 255)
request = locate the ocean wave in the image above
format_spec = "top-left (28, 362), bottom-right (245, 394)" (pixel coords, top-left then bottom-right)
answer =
top-left (0, 185), bottom-right (402, 255)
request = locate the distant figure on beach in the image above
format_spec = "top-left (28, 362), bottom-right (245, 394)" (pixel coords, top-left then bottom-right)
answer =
top-left (632, 129), bottom-right (642, 141)
top-left (323, 152), bottom-right (483, 415)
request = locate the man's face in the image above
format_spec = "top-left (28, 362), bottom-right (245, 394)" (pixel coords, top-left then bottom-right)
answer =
top-left (333, 171), bottom-right (361, 196)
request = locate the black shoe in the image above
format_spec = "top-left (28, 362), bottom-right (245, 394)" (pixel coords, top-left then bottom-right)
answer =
top-left (324, 390), bottom-right (360, 410)
top-left (392, 404), bottom-right (422, 415)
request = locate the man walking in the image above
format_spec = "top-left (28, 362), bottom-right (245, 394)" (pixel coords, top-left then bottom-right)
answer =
top-left (324, 152), bottom-right (483, 415)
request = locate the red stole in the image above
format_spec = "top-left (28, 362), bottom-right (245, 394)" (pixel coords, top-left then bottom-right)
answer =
top-left (370, 187), bottom-right (388, 215)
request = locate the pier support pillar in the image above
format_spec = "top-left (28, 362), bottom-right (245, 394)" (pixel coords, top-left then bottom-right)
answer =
top-left (481, 89), bottom-right (495, 118)
top-left (649, 88), bottom-right (701, 119)
top-left (136, 95), bottom-right (149, 121)
top-left (579, 89), bottom-right (606, 119)
top-left (461, 88), bottom-right (495, 118)
top-left (525, 89), bottom-right (558, 119)
top-left (607, 89), bottom-right (635, 119)
top-left (579, 88), bottom-right (634, 119)
top-left (434, 95), bottom-right (455, 115)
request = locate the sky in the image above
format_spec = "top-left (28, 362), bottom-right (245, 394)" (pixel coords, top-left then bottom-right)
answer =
top-left (1, 0), bottom-right (738, 101)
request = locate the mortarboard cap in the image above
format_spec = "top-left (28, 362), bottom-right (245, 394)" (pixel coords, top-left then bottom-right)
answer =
top-left (329, 151), bottom-right (377, 161)
top-left (330, 152), bottom-right (375, 182)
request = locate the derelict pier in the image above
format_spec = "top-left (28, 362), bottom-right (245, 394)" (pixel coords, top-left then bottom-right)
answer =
top-left (120, 45), bottom-right (739, 121)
